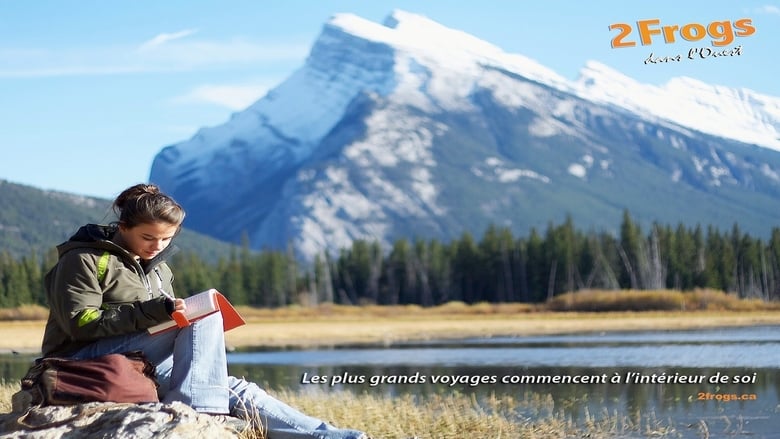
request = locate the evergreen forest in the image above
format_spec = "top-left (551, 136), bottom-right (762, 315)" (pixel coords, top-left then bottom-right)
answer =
top-left (2, 211), bottom-right (780, 309)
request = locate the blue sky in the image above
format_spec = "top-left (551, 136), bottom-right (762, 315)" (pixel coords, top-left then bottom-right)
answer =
top-left (2, 0), bottom-right (778, 199)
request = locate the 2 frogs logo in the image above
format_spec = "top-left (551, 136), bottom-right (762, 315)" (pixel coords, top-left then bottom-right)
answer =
top-left (608, 18), bottom-right (756, 64)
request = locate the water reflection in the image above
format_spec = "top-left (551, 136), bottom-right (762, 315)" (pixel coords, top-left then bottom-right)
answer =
top-left (0, 355), bottom-right (36, 385)
top-left (228, 326), bottom-right (780, 368)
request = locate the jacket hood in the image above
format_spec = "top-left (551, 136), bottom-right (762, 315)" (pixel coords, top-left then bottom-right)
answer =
top-left (56, 224), bottom-right (120, 257)
top-left (67, 223), bottom-right (118, 244)
top-left (56, 223), bottom-right (179, 272)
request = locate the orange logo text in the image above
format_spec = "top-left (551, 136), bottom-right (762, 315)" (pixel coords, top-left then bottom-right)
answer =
top-left (609, 18), bottom-right (755, 48)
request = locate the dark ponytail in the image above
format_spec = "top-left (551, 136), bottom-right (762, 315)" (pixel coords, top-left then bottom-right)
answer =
top-left (112, 184), bottom-right (185, 228)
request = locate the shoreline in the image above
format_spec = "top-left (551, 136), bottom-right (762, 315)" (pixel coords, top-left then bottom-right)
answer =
top-left (5, 310), bottom-right (780, 355)
top-left (226, 310), bottom-right (780, 349)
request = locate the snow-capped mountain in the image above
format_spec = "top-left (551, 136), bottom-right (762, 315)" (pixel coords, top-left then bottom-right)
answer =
top-left (150, 10), bottom-right (780, 260)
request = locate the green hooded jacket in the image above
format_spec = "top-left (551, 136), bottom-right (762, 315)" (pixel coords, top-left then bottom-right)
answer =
top-left (41, 224), bottom-right (178, 357)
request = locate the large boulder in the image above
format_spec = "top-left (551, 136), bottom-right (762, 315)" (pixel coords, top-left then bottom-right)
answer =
top-left (0, 401), bottom-right (242, 438)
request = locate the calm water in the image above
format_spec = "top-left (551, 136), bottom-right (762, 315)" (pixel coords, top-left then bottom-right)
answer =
top-left (3, 326), bottom-right (780, 438)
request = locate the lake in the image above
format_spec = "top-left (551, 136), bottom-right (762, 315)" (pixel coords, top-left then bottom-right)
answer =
top-left (3, 325), bottom-right (780, 437)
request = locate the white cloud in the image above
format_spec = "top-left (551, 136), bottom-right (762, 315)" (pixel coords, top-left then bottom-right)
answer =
top-left (136, 38), bottom-right (306, 68)
top-left (756, 5), bottom-right (780, 15)
top-left (172, 82), bottom-right (275, 110)
top-left (138, 29), bottom-right (199, 51)
top-left (0, 36), bottom-right (308, 78)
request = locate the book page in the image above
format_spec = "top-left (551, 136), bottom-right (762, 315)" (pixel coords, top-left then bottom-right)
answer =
top-left (147, 289), bottom-right (219, 334)
top-left (183, 289), bottom-right (218, 319)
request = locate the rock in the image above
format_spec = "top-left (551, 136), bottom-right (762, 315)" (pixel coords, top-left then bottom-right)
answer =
top-left (0, 401), bottom-right (242, 438)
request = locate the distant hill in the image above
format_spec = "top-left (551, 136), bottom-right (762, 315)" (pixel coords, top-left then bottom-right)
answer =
top-left (0, 179), bottom-right (237, 261)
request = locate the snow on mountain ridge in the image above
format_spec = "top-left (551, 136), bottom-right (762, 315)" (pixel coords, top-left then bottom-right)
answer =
top-left (575, 61), bottom-right (780, 151)
top-left (331, 11), bottom-right (570, 95)
top-left (328, 11), bottom-right (780, 151)
top-left (330, 10), bottom-right (502, 61)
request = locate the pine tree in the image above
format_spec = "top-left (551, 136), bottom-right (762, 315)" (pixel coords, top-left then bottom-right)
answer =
top-left (384, 239), bottom-right (410, 305)
top-left (0, 252), bottom-right (10, 308)
top-left (452, 232), bottom-right (478, 303)
top-left (427, 239), bottom-right (452, 304)
top-left (618, 210), bottom-right (643, 289)
top-left (219, 248), bottom-right (246, 305)
top-left (4, 259), bottom-right (32, 306)
top-left (170, 252), bottom-right (214, 297)
top-left (523, 228), bottom-right (546, 302)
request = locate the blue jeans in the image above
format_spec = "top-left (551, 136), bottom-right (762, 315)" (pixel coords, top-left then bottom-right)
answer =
top-left (70, 312), bottom-right (366, 439)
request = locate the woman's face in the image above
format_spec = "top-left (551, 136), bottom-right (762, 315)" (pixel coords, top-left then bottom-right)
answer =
top-left (118, 221), bottom-right (179, 260)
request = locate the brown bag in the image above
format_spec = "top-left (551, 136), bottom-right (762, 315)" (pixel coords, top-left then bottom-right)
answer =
top-left (13, 350), bottom-right (159, 411)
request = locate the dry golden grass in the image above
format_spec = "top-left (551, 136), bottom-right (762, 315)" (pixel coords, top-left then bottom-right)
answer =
top-left (2, 290), bottom-right (780, 353)
top-left (0, 383), bottom-right (676, 439)
top-left (220, 309), bottom-right (780, 351)
top-left (218, 290), bottom-right (780, 349)
top-left (547, 288), bottom-right (777, 312)
top-left (0, 305), bottom-right (49, 321)
top-left (0, 321), bottom-right (46, 352)
top-left (233, 300), bottom-right (536, 320)
top-left (0, 383), bottom-right (11, 414)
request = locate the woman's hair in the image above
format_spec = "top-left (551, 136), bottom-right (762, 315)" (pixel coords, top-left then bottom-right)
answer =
top-left (112, 183), bottom-right (185, 228)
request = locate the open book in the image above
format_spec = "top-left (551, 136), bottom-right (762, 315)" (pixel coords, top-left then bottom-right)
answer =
top-left (147, 288), bottom-right (245, 335)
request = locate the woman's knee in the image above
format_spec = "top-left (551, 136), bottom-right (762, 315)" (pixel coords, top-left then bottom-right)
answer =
top-left (196, 310), bottom-right (224, 326)
top-left (180, 311), bottom-right (225, 337)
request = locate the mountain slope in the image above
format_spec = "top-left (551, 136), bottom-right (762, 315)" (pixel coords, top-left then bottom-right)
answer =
top-left (0, 180), bottom-right (236, 261)
top-left (149, 10), bottom-right (780, 260)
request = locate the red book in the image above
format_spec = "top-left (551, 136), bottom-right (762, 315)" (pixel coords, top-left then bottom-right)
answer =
top-left (147, 289), bottom-right (245, 335)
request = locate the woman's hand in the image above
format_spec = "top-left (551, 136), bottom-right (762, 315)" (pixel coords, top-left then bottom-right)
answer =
top-left (163, 297), bottom-right (187, 316)
top-left (170, 298), bottom-right (190, 327)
